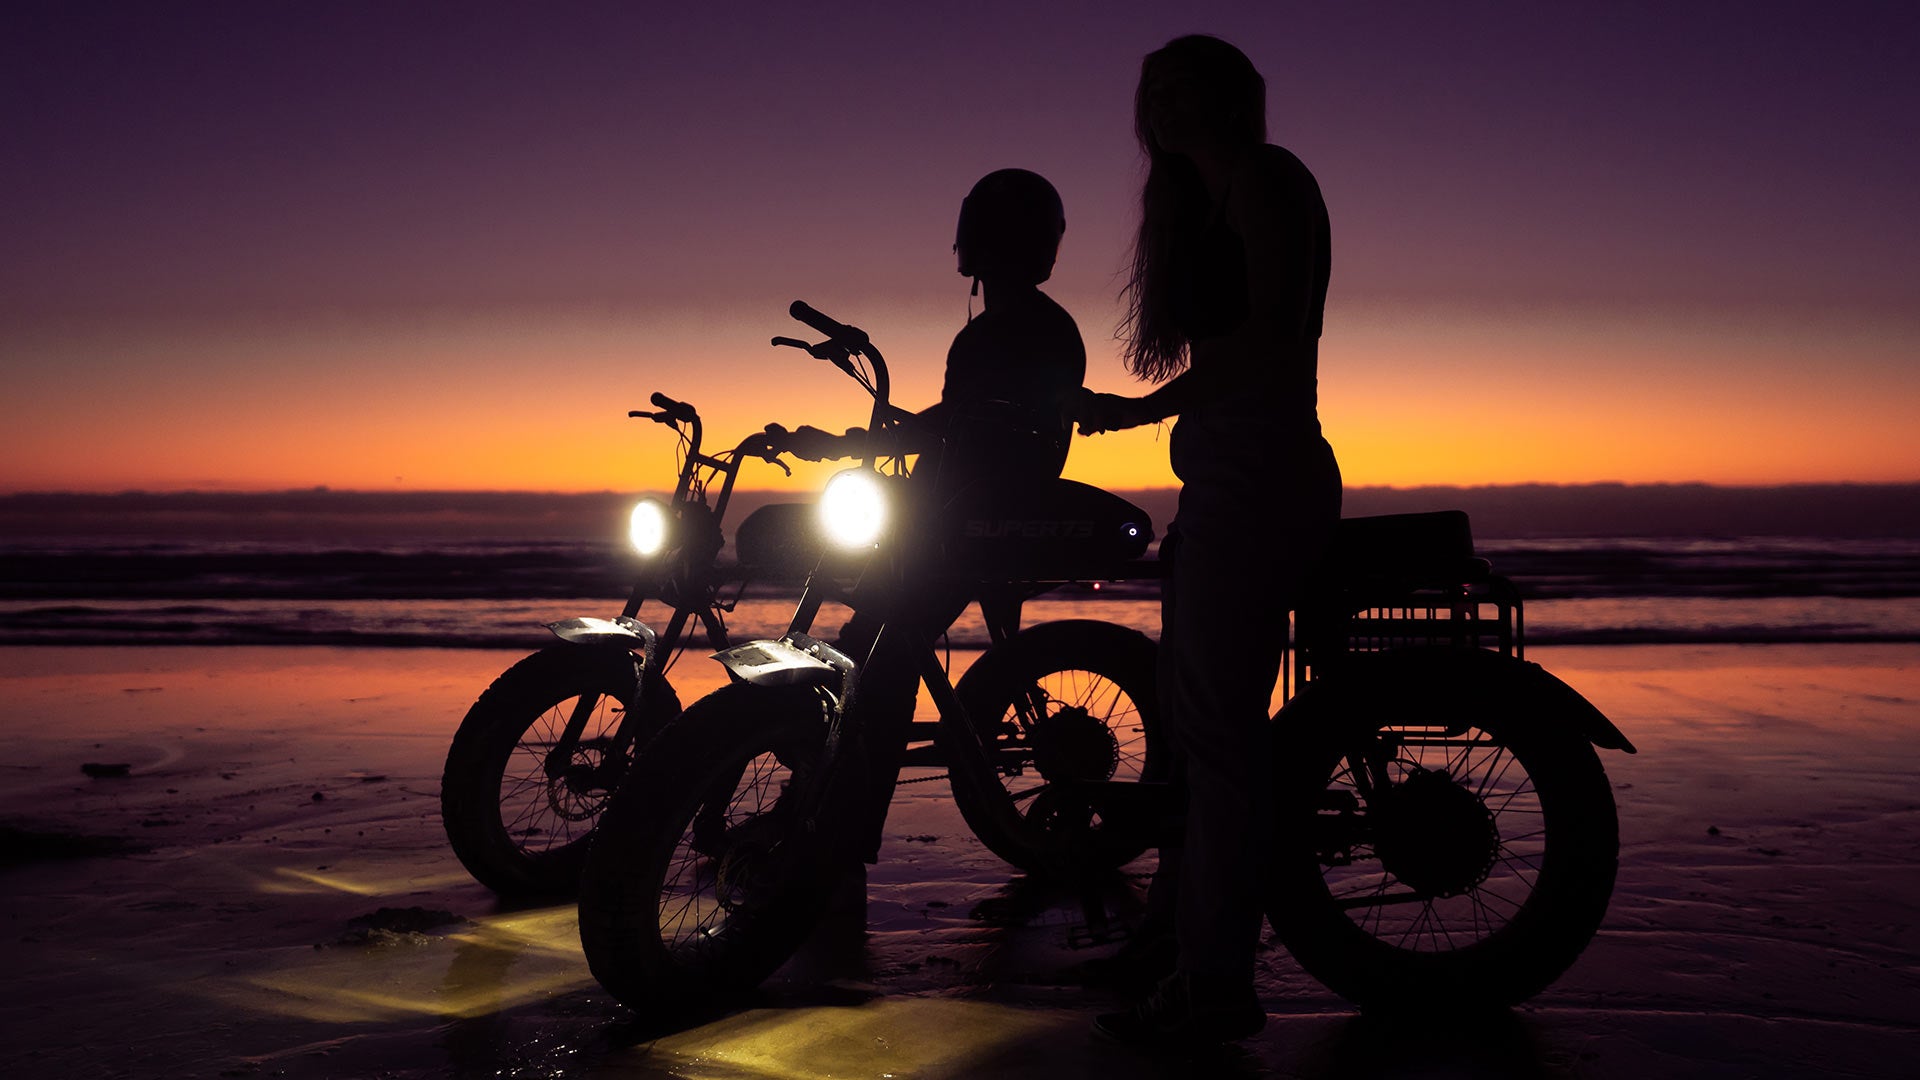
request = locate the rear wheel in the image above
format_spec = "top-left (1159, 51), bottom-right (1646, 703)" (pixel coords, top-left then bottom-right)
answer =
top-left (1267, 690), bottom-right (1618, 1011)
top-left (950, 620), bottom-right (1162, 876)
top-left (440, 645), bottom-right (676, 897)
top-left (578, 683), bottom-right (848, 1017)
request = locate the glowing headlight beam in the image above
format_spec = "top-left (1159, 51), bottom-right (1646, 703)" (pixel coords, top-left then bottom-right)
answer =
top-left (819, 470), bottom-right (888, 550)
top-left (629, 498), bottom-right (670, 557)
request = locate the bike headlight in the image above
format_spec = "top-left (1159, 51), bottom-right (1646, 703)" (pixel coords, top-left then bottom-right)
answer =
top-left (628, 498), bottom-right (670, 557)
top-left (819, 469), bottom-right (888, 550)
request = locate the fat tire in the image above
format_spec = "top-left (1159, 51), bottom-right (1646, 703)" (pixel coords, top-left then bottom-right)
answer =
top-left (578, 683), bottom-right (846, 1018)
top-left (1267, 697), bottom-right (1619, 1012)
top-left (440, 645), bottom-right (675, 897)
top-left (950, 619), bottom-right (1162, 875)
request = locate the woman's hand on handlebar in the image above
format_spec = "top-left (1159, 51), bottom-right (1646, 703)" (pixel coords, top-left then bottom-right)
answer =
top-left (1071, 388), bottom-right (1157, 436)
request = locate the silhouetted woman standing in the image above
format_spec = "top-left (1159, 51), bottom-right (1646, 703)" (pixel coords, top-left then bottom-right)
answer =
top-left (1077, 34), bottom-right (1342, 1044)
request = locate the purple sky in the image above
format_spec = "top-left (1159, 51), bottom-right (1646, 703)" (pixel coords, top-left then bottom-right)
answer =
top-left (4, 2), bottom-right (1917, 490)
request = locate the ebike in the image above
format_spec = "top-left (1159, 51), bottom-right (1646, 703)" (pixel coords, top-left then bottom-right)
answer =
top-left (575, 306), bottom-right (1634, 1019)
top-left (1104, 509), bottom-right (1632, 1011)
top-left (439, 391), bottom-right (798, 895)
top-left (442, 307), bottom-right (1158, 897)
top-left (575, 302), bottom-right (1170, 1013)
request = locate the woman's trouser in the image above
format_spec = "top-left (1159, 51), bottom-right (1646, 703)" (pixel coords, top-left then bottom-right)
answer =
top-left (1159, 442), bottom-right (1340, 988)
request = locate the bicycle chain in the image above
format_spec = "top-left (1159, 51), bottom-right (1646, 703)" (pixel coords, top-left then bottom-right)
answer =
top-left (894, 772), bottom-right (950, 785)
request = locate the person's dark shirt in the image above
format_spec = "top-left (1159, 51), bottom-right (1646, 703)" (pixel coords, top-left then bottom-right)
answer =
top-left (913, 288), bottom-right (1086, 493)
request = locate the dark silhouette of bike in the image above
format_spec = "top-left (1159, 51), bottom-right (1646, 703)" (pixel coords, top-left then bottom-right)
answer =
top-left (439, 391), bottom-right (794, 895)
top-left (1266, 511), bottom-right (1630, 1009)
top-left (573, 305), bottom-right (1633, 1021)
top-left (442, 307), bottom-right (1159, 896)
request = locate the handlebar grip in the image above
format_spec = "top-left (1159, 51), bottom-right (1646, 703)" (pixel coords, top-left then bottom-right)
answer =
top-left (763, 423), bottom-right (841, 462)
top-left (789, 301), bottom-right (869, 348)
top-left (648, 391), bottom-right (698, 425)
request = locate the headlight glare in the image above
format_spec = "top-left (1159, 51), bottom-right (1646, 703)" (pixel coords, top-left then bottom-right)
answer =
top-left (628, 498), bottom-right (670, 557)
top-left (819, 470), bottom-right (888, 550)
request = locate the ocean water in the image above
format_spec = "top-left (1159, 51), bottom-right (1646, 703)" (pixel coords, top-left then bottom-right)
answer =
top-left (2, 534), bottom-right (1917, 648)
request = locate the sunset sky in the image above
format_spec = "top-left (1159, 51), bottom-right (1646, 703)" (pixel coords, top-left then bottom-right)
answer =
top-left (4, 2), bottom-right (1916, 495)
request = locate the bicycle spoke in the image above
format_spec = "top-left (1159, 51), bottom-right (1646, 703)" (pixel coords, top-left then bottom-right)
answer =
top-left (656, 747), bottom-right (795, 951)
top-left (1319, 723), bottom-right (1556, 953)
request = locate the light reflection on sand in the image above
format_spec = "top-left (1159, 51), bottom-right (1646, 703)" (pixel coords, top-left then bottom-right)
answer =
top-left (2, 644), bottom-right (1917, 1078)
top-left (223, 905), bottom-right (593, 1024)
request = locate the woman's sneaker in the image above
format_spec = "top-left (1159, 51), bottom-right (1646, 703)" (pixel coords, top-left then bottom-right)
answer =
top-left (1092, 971), bottom-right (1266, 1045)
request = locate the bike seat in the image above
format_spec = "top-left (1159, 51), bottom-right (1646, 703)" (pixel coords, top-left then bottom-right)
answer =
top-left (1328, 511), bottom-right (1488, 589)
top-left (935, 477), bottom-right (1154, 579)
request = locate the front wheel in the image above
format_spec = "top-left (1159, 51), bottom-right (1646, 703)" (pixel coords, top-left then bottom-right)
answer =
top-left (578, 683), bottom-right (850, 1018)
top-left (949, 619), bottom-right (1163, 876)
top-left (440, 645), bottom-right (677, 897)
top-left (1266, 678), bottom-right (1619, 1011)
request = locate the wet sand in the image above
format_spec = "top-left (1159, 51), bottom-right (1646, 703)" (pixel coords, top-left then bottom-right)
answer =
top-left (2, 644), bottom-right (1916, 1078)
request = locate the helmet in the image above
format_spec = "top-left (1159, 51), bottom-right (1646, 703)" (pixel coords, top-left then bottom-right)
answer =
top-left (954, 169), bottom-right (1066, 286)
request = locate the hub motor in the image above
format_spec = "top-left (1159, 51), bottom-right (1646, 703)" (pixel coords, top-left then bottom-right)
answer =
top-left (1028, 704), bottom-right (1120, 782)
top-left (1369, 767), bottom-right (1501, 898)
top-left (549, 749), bottom-right (611, 822)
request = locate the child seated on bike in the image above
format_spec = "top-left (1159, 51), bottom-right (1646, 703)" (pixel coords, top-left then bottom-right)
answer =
top-left (787, 167), bottom-right (1084, 492)
top-left (789, 168), bottom-right (1088, 859)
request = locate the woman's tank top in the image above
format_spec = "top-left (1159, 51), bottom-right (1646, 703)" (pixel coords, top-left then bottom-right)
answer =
top-left (1168, 144), bottom-right (1331, 487)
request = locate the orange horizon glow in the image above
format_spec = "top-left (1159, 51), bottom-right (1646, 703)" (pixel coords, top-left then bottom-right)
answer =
top-left (9, 8), bottom-right (1919, 502)
top-left (5, 301), bottom-right (1916, 495)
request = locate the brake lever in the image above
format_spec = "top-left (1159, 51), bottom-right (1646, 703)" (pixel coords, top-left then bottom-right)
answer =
top-left (772, 335), bottom-right (847, 362)
top-left (772, 335), bottom-right (860, 376)
top-left (628, 410), bottom-right (677, 426)
top-left (754, 425), bottom-right (796, 475)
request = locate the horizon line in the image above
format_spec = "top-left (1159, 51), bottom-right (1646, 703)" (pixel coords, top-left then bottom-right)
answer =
top-left (4, 479), bottom-right (1920, 499)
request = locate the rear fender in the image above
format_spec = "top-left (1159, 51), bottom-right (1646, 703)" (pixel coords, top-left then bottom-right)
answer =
top-left (1278, 647), bottom-right (1635, 754)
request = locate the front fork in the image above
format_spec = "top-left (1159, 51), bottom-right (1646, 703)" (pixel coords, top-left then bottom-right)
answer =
top-left (706, 623), bottom-right (990, 867)
top-left (536, 605), bottom-right (725, 786)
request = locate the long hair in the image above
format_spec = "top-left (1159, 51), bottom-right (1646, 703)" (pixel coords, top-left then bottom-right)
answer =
top-left (1121, 35), bottom-right (1268, 382)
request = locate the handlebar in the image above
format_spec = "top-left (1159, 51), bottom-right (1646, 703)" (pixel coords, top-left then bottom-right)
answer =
top-left (781, 301), bottom-right (891, 465)
top-left (649, 391), bottom-right (698, 426)
top-left (734, 429), bottom-right (791, 477)
top-left (788, 300), bottom-right (869, 348)
top-left (632, 303), bottom-right (892, 481)
top-left (761, 422), bottom-right (852, 463)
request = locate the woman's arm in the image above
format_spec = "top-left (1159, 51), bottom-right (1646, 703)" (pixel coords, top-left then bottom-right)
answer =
top-left (1073, 371), bottom-right (1213, 434)
top-left (1078, 150), bottom-right (1324, 437)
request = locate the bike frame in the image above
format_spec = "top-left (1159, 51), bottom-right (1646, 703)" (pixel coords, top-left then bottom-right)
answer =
top-left (534, 300), bottom-right (924, 790)
top-left (736, 493), bottom-right (1639, 874)
top-left (709, 324), bottom-right (1148, 860)
top-left (535, 401), bottom-right (797, 785)
top-left (586, 306), bottom-right (1635, 1010)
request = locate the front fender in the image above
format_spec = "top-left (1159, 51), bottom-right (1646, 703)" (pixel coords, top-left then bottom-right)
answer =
top-left (1278, 647), bottom-right (1635, 754)
top-left (713, 633), bottom-right (855, 694)
top-left (546, 615), bottom-right (657, 651)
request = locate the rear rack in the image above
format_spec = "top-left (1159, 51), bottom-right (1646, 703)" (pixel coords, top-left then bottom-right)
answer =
top-left (1290, 573), bottom-right (1524, 700)
top-left (1287, 510), bottom-right (1523, 699)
